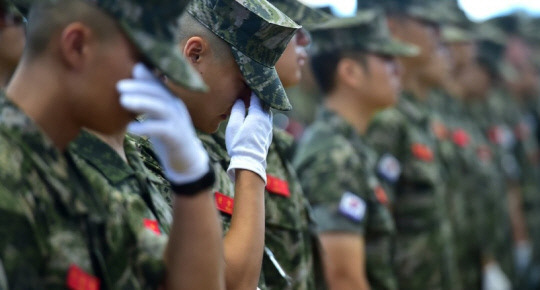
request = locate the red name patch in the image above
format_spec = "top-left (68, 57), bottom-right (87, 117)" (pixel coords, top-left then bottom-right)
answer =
top-left (66, 264), bottom-right (100, 290)
top-left (266, 174), bottom-right (290, 198)
top-left (431, 120), bottom-right (449, 140)
top-left (215, 192), bottom-right (234, 215)
top-left (375, 186), bottom-right (389, 205)
top-left (452, 129), bottom-right (470, 148)
top-left (411, 143), bottom-right (434, 162)
top-left (143, 218), bottom-right (161, 236)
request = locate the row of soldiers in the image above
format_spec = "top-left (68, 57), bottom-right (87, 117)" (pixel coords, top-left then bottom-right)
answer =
top-left (0, 0), bottom-right (539, 289)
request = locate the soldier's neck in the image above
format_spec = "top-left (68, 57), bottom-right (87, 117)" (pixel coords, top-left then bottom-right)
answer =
top-left (6, 60), bottom-right (80, 151)
top-left (88, 130), bottom-right (128, 163)
top-left (325, 91), bottom-right (374, 135)
top-left (402, 70), bottom-right (430, 101)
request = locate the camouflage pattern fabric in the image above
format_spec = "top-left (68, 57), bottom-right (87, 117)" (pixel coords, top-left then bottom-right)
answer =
top-left (294, 107), bottom-right (397, 290)
top-left (309, 9), bottom-right (418, 57)
top-left (267, 0), bottom-right (331, 29)
top-left (263, 128), bottom-right (323, 290)
top-left (463, 96), bottom-right (515, 282)
top-left (0, 95), bottom-right (167, 289)
top-left (366, 92), bottom-right (460, 290)
top-left (69, 130), bottom-right (173, 234)
top-left (187, 0), bottom-right (300, 111)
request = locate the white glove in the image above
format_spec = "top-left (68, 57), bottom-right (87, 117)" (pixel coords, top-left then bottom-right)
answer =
top-left (514, 240), bottom-right (533, 274)
top-left (119, 63), bottom-right (210, 184)
top-left (483, 262), bottom-right (511, 290)
top-left (225, 93), bottom-right (273, 183)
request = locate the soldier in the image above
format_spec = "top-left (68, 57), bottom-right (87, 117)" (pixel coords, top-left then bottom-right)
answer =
top-left (0, 0), bottom-right (224, 288)
top-left (361, 0), bottom-right (463, 288)
top-left (294, 10), bottom-right (418, 289)
top-left (0, 0), bottom-right (24, 87)
top-left (155, 0), bottom-right (299, 289)
top-left (262, 0), bottom-right (331, 288)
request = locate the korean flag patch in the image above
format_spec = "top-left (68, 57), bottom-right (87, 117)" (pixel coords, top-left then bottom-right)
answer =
top-left (339, 192), bottom-right (366, 222)
top-left (377, 154), bottom-right (401, 183)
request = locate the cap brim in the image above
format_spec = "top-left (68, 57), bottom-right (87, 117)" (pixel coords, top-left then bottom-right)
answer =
top-left (231, 47), bottom-right (292, 111)
top-left (369, 39), bottom-right (420, 57)
top-left (124, 27), bottom-right (208, 92)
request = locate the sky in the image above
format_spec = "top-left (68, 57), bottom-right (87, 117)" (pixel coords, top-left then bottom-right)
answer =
top-left (301, 0), bottom-right (540, 21)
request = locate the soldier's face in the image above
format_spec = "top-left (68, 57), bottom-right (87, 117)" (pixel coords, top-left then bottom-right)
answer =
top-left (275, 29), bottom-right (310, 88)
top-left (76, 31), bottom-right (138, 134)
top-left (448, 42), bottom-right (476, 72)
top-left (360, 54), bottom-right (401, 108)
top-left (392, 17), bottom-right (440, 68)
top-left (171, 50), bottom-right (250, 133)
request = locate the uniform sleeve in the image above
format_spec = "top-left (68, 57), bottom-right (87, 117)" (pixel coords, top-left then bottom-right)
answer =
top-left (295, 140), bottom-right (368, 235)
top-left (0, 184), bottom-right (44, 289)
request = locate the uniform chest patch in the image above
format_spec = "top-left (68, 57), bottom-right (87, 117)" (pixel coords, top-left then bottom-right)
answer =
top-left (431, 120), bottom-right (449, 140)
top-left (377, 154), bottom-right (401, 183)
top-left (374, 186), bottom-right (389, 205)
top-left (215, 192), bottom-right (234, 215)
top-left (451, 129), bottom-right (470, 148)
top-left (266, 174), bottom-right (290, 198)
top-left (338, 192), bottom-right (366, 222)
top-left (143, 218), bottom-right (161, 236)
top-left (411, 143), bottom-right (434, 162)
top-left (476, 145), bottom-right (492, 162)
top-left (66, 264), bottom-right (100, 290)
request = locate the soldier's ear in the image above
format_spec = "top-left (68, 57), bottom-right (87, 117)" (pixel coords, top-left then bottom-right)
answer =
top-left (58, 22), bottom-right (93, 70)
top-left (337, 58), bottom-right (365, 89)
top-left (183, 36), bottom-right (209, 65)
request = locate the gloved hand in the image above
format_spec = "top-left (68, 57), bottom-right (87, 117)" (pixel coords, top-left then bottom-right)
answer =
top-left (483, 262), bottom-right (511, 290)
top-left (225, 93), bottom-right (273, 183)
top-left (119, 63), bottom-right (210, 185)
top-left (514, 240), bottom-right (533, 275)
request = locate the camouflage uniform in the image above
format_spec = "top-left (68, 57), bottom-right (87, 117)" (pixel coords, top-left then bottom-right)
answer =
top-left (186, 1), bottom-right (319, 289)
top-left (0, 0), bottom-right (207, 287)
top-left (0, 95), bottom-right (168, 289)
top-left (427, 89), bottom-right (483, 289)
top-left (69, 130), bottom-right (173, 234)
top-left (294, 108), bottom-right (397, 290)
top-left (366, 92), bottom-right (459, 290)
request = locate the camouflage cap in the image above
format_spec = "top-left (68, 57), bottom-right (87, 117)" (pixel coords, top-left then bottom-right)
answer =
top-left (442, 25), bottom-right (475, 43)
top-left (267, 0), bottom-right (332, 29)
top-left (359, 0), bottom-right (462, 26)
top-left (187, 0), bottom-right (300, 111)
top-left (309, 9), bottom-right (419, 57)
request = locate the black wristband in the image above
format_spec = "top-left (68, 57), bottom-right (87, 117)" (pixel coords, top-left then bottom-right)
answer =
top-left (170, 166), bottom-right (216, 196)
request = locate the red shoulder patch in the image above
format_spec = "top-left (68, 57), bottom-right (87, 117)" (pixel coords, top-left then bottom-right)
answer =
top-left (451, 129), bottom-right (470, 148)
top-left (266, 174), bottom-right (291, 198)
top-left (375, 186), bottom-right (389, 205)
top-left (411, 143), bottom-right (434, 162)
top-left (66, 264), bottom-right (100, 290)
top-left (143, 218), bottom-right (161, 236)
top-left (215, 192), bottom-right (234, 215)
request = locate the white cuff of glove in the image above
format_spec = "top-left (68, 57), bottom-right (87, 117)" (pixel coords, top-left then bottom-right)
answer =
top-left (228, 156), bottom-right (267, 184)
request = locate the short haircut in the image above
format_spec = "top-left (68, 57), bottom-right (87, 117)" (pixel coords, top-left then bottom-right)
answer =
top-left (310, 50), bottom-right (367, 94)
top-left (176, 12), bottom-right (233, 62)
top-left (24, 0), bottom-right (119, 60)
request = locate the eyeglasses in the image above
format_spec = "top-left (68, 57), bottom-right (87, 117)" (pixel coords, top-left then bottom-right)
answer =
top-left (0, 12), bottom-right (26, 29)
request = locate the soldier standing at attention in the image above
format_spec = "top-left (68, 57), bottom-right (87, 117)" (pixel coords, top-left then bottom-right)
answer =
top-left (0, 0), bottom-right (224, 289)
top-left (0, 0), bottom-right (24, 87)
top-left (260, 0), bottom-right (331, 288)
top-left (294, 10), bottom-right (418, 290)
top-left (364, 0), bottom-right (462, 289)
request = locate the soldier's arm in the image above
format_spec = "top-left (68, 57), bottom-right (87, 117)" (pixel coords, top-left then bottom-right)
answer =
top-left (320, 233), bottom-right (370, 290)
top-left (165, 191), bottom-right (225, 290)
top-left (222, 170), bottom-right (266, 290)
